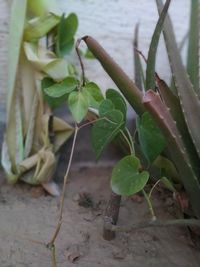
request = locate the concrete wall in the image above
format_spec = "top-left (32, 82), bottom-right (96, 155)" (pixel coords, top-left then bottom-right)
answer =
top-left (0, 0), bottom-right (189, 108)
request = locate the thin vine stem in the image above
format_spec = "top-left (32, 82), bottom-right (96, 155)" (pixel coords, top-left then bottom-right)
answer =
top-left (48, 125), bottom-right (79, 245)
top-left (76, 38), bottom-right (86, 86)
top-left (149, 179), bottom-right (162, 199)
top-left (119, 129), bottom-right (134, 155)
top-left (51, 245), bottom-right (58, 267)
top-left (142, 189), bottom-right (156, 220)
top-left (125, 127), bottom-right (135, 154)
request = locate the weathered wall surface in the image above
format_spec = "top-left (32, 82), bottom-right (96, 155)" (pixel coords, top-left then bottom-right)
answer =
top-left (0, 0), bottom-right (189, 109)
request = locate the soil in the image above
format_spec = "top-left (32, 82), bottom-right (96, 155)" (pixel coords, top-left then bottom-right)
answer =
top-left (0, 166), bottom-right (200, 267)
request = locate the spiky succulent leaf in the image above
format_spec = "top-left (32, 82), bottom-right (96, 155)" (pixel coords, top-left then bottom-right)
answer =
top-left (187, 0), bottom-right (200, 94)
top-left (146, 0), bottom-right (170, 90)
top-left (156, 0), bottom-right (200, 160)
top-left (143, 90), bottom-right (200, 219)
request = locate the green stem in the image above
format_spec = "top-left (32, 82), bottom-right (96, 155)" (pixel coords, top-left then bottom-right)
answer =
top-left (142, 189), bottom-right (156, 220)
top-left (119, 130), bottom-right (134, 155)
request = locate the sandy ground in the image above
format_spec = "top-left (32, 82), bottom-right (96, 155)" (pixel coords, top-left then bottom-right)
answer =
top-left (0, 166), bottom-right (200, 267)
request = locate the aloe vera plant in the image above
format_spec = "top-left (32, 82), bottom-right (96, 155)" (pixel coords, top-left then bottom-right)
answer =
top-left (1, 0), bottom-right (81, 194)
top-left (78, 0), bottom-right (200, 219)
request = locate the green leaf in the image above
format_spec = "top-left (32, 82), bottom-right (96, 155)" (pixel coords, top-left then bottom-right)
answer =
top-left (24, 13), bottom-right (60, 42)
top-left (187, 0), bottom-right (199, 93)
top-left (83, 82), bottom-right (104, 109)
top-left (23, 42), bottom-right (68, 81)
top-left (99, 99), bottom-right (114, 117)
top-left (56, 13), bottom-right (78, 57)
top-left (7, 0), bottom-right (27, 119)
top-left (111, 155), bottom-right (149, 196)
top-left (136, 112), bottom-right (166, 163)
top-left (143, 89), bottom-right (200, 219)
top-left (84, 48), bottom-right (95, 59)
top-left (157, 78), bottom-right (200, 175)
top-left (41, 77), bottom-right (67, 109)
top-left (92, 110), bottom-right (124, 159)
top-left (133, 23), bottom-right (145, 91)
top-left (44, 77), bottom-right (78, 98)
top-left (153, 155), bottom-right (179, 182)
top-left (106, 89), bottom-right (127, 119)
top-left (146, 0), bottom-right (170, 90)
top-left (156, 0), bottom-right (200, 160)
top-left (27, 0), bottom-right (60, 16)
top-left (161, 177), bottom-right (176, 193)
top-left (44, 59), bottom-right (68, 81)
top-left (68, 91), bottom-right (89, 123)
top-left (68, 64), bottom-right (77, 76)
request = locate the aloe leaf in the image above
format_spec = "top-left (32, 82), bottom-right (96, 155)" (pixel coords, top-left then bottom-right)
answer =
top-left (24, 13), bottom-right (60, 42)
top-left (92, 110), bottom-right (124, 159)
top-left (111, 155), bottom-right (149, 196)
top-left (156, 0), bottom-right (200, 160)
top-left (146, 0), bottom-right (171, 90)
top-left (7, 0), bottom-right (27, 120)
top-left (136, 112), bottom-right (166, 163)
top-left (170, 31), bottom-right (189, 93)
top-left (187, 0), bottom-right (200, 94)
top-left (143, 90), bottom-right (200, 219)
top-left (133, 23), bottom-right (144, 91)
top-left (83, 36), bottom-right (145, 115)
top-left (157, 77), bottom-right (200, 175)
top-left (56, 13), bottom-right (78, 57)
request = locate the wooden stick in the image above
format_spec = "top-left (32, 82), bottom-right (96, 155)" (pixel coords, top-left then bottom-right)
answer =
top-left (103, 192), bottom-right (121, 240)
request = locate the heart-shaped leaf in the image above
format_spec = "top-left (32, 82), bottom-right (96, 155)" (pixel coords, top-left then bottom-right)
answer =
top-left (99, 99), bottom-right (114, 117)
top-left (106, 89), bottom-right (127, 119)
top-left (136, 112), bottom-right (166, 163)
top-left (92, 110), bottom-right (124, 159)
top-left (68, 90), bottom-right (89, 123)
top-left (42, 77), bottom-right (65, 109)
top-left (83, 82), bottom-right (104, 109)
top-left (111, 155), bottom-right (149, 196)
top-left (56, 13), bottom-right (78, 57)
top-left (44, 76), bottom-right (78, 98)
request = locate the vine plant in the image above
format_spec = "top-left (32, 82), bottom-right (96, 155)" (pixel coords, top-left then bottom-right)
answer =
top-left (44, 0), bottom-right (200, 251)
top-left (3, 0), bottom-right (200, 265)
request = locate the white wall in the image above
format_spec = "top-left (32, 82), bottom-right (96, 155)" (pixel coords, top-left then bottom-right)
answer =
top-left (0, 0), bottom-right (190, 105)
